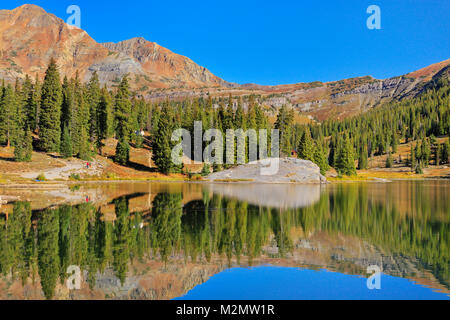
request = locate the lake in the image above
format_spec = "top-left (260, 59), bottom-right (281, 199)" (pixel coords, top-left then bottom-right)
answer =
top-left (0, 180), bottom-right (448, 300)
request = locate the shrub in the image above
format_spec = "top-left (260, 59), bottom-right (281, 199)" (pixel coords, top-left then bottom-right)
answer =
top-left (69, 173), bottom-right (81, 181)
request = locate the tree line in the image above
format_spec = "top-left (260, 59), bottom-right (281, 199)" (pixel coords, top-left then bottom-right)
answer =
top-left (1, 59), bottom-right (449, 176)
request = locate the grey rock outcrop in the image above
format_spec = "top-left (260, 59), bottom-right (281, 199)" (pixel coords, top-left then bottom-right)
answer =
top-left (206, 158), bottom-right (327, 184)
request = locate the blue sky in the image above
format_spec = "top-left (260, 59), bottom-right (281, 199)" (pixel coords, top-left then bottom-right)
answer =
top-left (3, 0), bottom-right (449, 85)
top-left (176, 267), bottom-right (450, 300)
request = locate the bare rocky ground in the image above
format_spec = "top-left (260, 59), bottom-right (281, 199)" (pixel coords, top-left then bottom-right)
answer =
top-left (206, 158), bottom-right (327, 184)
top-left (19, 157), bottom-right (105, 181)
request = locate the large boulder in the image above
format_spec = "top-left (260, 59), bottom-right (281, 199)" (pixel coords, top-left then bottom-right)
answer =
top-left (206, 158), bottom-right (327, 184)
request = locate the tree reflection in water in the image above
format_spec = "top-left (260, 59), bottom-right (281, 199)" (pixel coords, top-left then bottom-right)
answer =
top-left (0, 182), bottom-right (448, 299)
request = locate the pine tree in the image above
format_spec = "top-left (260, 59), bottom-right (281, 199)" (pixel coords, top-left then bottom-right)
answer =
top-left (28, 74), bottom-right (41, 132)
top-left (39, 59), bottom-right (62, 152)
top-left (298, 128), bottom-right (314, 161)
top-left (97, 87), bottom-right (113, 153)
top-left (14, 128), bottom-right (33, 162)
top-left (0, 84), bottom-right (17, 147)
top-left (151, 106), bottom-right (181, 174)
top-left (61, 76), bottom-right (73, 130)
top-left (391, 131), bottom-right (398, 153)
top-left (386, 152), bottom-right (393, 168)
top-left (115, 76), bottom-right (132, 140)
top-left (313, 141), bottom-right (329, 175)
top-left (275, 105), bottom-right (294, 156)
top-left (114, 77), bottom-right (132, 163)
top-left (435, 143), bottom-right (441, 165)
top-left (78, 127), bottom-right (91, 161)
top-left (87, 72), bottom-right (101, 149)
top-left (442, 140), bottom-right (449, 164)
top-left (410, 143), bottom-right (416, 171)
top-left (336, 134), bottom-right (356, 176)
top-left (358, 143), bottom-right (369, 170)
top-left (115, 136), bottom-right (130, 165)
top-left (60, 126), bottom-right (73, 159)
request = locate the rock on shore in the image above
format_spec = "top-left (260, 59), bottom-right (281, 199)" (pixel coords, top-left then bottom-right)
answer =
top-left (206, 158), bottom-right (327, 184)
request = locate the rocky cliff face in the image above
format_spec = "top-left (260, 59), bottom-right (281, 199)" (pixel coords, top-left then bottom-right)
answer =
top-left (0, 4), bottom-right (111, 81)
top-left (102, 37), bottom-right (235, 88)
top-left (0, 4), bottom-right (233, 89)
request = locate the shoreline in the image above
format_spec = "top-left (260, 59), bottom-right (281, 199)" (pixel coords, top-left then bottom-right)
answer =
top-left (0, 175), bottom-right (449, 189)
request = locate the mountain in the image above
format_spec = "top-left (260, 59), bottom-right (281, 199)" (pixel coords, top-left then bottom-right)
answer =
top-left (102, 37), bottom-right (234, 89)
top-left (0, 4), bottom-right (448, 120)
top-left (0, 4), bottom-right (233, 89)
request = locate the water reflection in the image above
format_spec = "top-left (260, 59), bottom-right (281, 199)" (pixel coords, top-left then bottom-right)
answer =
top-left (0, 181), bottom-right (448, 300)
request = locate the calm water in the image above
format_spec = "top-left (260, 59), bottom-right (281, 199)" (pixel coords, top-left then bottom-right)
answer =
top-left (0, 181), bottom-right (448, 300)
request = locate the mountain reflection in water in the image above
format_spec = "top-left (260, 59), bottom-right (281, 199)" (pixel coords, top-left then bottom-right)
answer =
top-left (0, 181), bottom-right (448, 300)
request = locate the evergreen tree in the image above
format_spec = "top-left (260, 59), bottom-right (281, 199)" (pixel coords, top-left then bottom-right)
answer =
top-left (386, 152), bottom-right (393, 168)
top-left (39, 59), bottom-right (62, 152)
top-left (115, 76), bottom-right (132, 140)
top-left (358, 143), bottom-right (369, 170)
top-left (335, 134), bottom-right (356, 176)
top-left (37, 210), bottom-right (60, 300)
top-left (313, 141), bottom-right (329, 175)
top-left (14, 127), bottom-right (33, 162)
top-left (60, 126), bottom-right (73, 159)
top-left (441, 140), bottom-right (449, 164)
top-left (411, 143), bottom-right (416, 171)
top-left (61, 76), bottom-right (73, 130)
top-left (115, 136), bottom-right (130, 165)
top-left (298, 128), bottom-right (314, 161)
top-left (99, 88), bottom-right (114, 139)
top-left (86, 72), bottom-right (101, 149)
top-left (78, 127), bottom-right (91, 161)
top-left (275, 105), bottom-right (294, 156)
top-left (114, 76), bottom-right (132, 163)
top-left (0, 84), bottom-right (17, 147)
top-left (151, 106), bottom-right (181, 174)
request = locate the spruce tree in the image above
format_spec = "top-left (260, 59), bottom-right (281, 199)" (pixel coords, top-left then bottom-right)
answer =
top-left (28, 74), bottom-right (41, 132)
top-left (14, 127), bottom-right (33, 162)
top-left (115, 136), bottom-right (130, 165)
top-left (60, 126), bottom-right (73, 159)
top-left (115, 76), bottom-right (132, 140)
top-left (39, 59), bottom-right (62, 152)
top-left (442, 140), bottom-right (449, 164)
top-left (151, 106), bottom-right (180, 174)
top-left (358, 143), bottom-right (369, 170)
top-left (298, 128), bottom-right (314, 161)
top-left (78, 127), bottom-right (91, 161)
top-left (336, 134), bottom-right (356, 176)
top-left (97, 87), bottom-right (113, 153)
top-left (313, 141), bottom-right (329, 175)
top-left (114, 76), bottom-right (132, 163)
top-left (386, 152), bottom-right (393, 168)
top-left (87, 72), bottom-right (101, 149)
top-left (0, 84), bottom-right (17, 147)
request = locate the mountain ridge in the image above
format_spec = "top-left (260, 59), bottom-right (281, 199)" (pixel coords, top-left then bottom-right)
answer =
top-left (0, 4), bottom-right (448, 120)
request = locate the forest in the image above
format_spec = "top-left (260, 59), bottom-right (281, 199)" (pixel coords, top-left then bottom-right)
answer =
top-left (0, 59), bottom-right (449, 176)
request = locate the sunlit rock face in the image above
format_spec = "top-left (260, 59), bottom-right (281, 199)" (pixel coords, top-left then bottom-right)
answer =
top-left (206, 183), bottom-right (323, 209)
top-left (0, 5), bottom-right (233, 89)
top-left (206, 158), bottom-right (327, 185)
